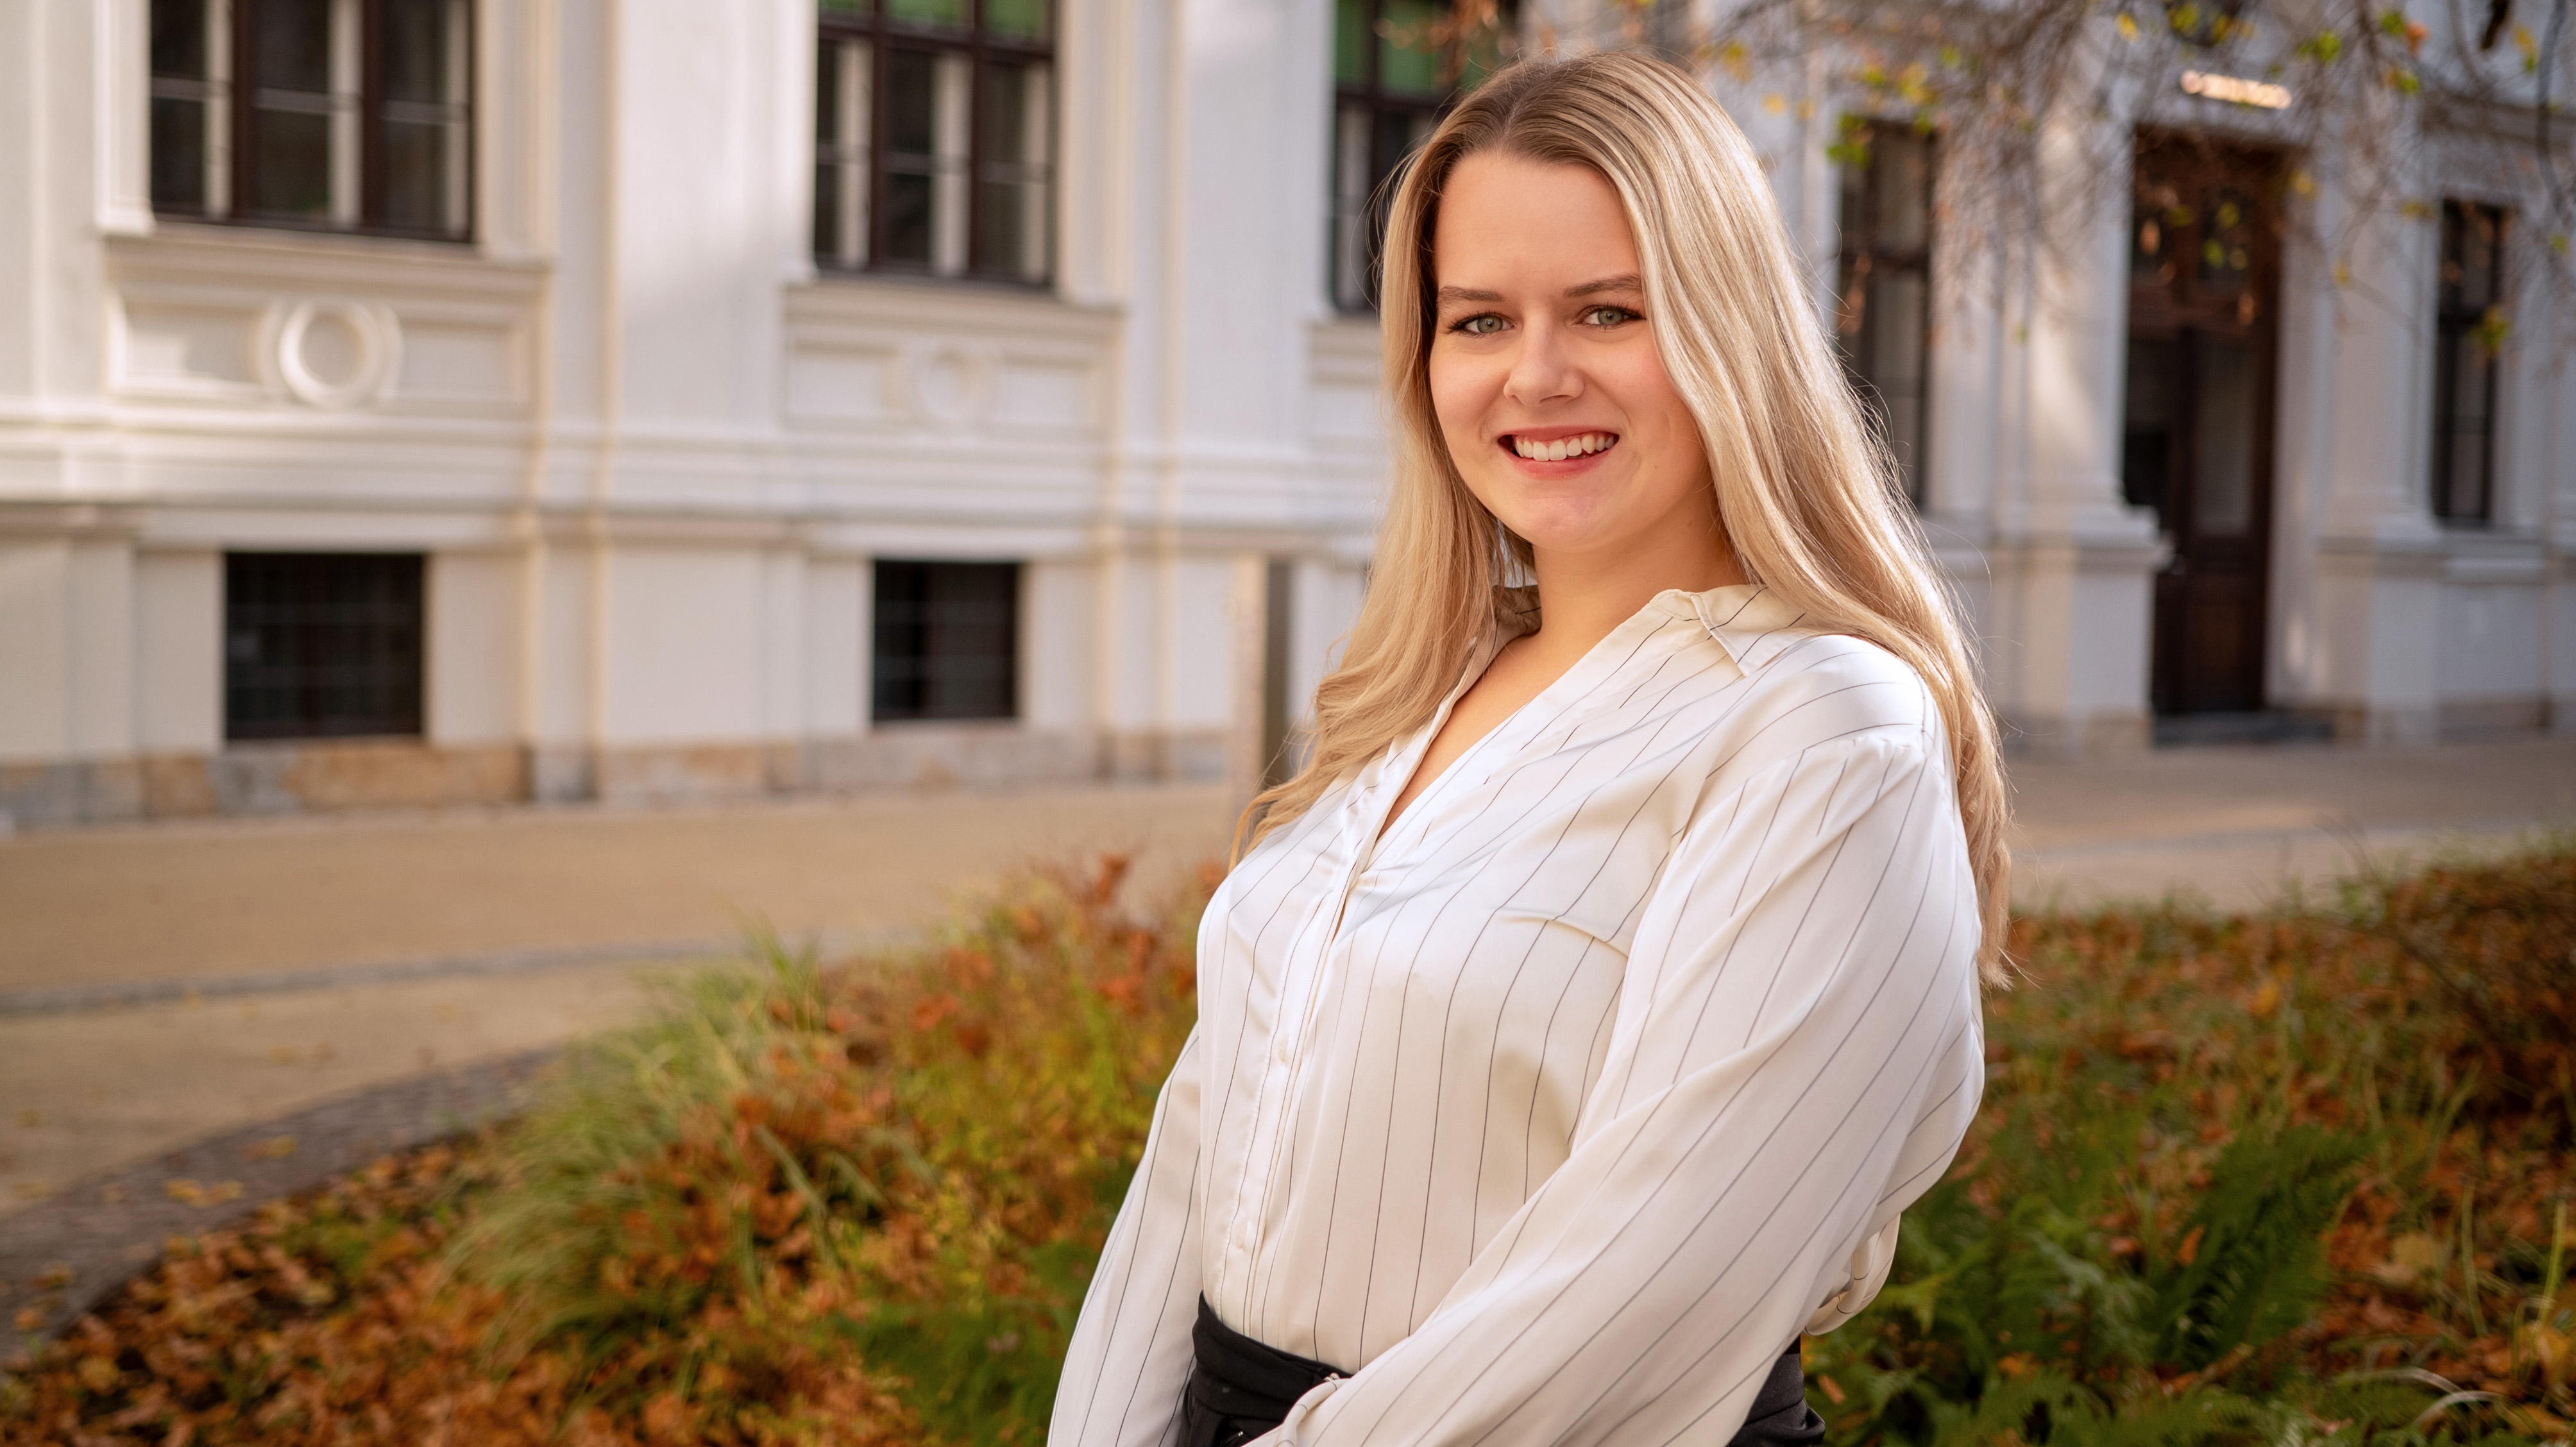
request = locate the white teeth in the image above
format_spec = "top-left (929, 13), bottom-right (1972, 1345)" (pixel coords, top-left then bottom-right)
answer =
top-left (1512, 432), bottom-right (1614, 461)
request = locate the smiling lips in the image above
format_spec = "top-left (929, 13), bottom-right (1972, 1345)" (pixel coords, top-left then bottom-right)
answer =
top-left (1508, 431), bottom-right (1619, 462)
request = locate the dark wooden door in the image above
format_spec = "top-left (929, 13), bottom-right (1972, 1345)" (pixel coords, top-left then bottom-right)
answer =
top-left (2122, 136), bottom-right (2284, 716)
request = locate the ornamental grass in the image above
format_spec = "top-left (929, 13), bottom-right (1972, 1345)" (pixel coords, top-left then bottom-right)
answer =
top-left (6, 842), bottom-right (2572, 1447)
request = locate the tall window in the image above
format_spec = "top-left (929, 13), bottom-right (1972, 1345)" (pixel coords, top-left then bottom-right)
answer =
top-left (1835, 122), bottom-right (1935, 506)
top-left (1329, 0), bottom-right (1512, 312)
top-left (815, 0), bottom-right (1053, 283)
top-left (872, 561), bottom-right (1020, 722)
top-left (149, 0), bottom-right (474, 239)
top-left (2432, 200), bottom-right (2508, 525)
top-left (225, 553), bottom-right (426, 741)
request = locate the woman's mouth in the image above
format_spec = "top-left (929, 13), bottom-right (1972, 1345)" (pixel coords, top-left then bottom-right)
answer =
top-left (1507, 432), bottom-right (1618, 462)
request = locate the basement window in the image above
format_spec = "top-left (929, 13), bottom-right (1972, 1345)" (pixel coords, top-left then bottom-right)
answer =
top-left (871, 560), bottom-right (1019, 722)
top-left (224, 552), bottom-right (426, 741)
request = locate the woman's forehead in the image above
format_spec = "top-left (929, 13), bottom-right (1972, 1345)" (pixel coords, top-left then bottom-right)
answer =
top-left (1433, 153), bottom-right (1638, 295)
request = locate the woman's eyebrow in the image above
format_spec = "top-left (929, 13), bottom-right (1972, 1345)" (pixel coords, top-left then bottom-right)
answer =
top-left (1436, 285), bottom-right (1504, 305)
top-left (1564, 273), bottom-right (1643, 298)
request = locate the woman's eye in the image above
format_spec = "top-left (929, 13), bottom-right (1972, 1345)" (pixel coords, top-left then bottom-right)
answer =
top-left (1580, 305), bottom-right (1640, 327)
top-left (1451, 313), bottom-right (1509, 337)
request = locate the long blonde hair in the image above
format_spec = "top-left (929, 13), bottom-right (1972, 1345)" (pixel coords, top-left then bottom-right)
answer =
top-left (1245, 51), bottom-right (2012, 981)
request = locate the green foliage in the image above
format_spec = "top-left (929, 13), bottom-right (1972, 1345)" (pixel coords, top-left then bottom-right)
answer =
top-left (1802, 839), bottom-right (2576, 1447)
top-left (15, 844), bottom-right (2576, 1447)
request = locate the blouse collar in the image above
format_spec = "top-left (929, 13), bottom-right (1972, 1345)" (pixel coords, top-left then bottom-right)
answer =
top-left (1480, 582), bottom-right (1817, 682)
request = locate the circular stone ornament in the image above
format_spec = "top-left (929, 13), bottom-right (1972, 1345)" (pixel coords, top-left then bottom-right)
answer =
top-left (267, 300), bottom-right (402, 410)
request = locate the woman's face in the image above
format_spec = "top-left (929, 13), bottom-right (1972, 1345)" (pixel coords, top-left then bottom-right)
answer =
top-left (1427, 151), bottom-right (1720, 568)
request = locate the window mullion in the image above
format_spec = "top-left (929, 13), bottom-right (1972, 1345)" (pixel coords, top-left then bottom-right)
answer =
top-left (932, 50), bottom-right (970, 275)
top-left (330, 0), bottom-right (363, 225)
top-left (209, 0), bottom-right (237, 214)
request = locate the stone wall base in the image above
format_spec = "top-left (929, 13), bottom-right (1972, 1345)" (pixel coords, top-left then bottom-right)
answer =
top-left (0, 741), bottom-right (527, 827)
top-left (0, 727), bottom-right (1234, 828)
top-left (1997, 708), bottom-right (2153, 759)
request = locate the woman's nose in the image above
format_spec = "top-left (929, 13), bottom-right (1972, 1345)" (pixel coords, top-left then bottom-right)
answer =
top-left (1504, 323), bottom-right (1582, 407)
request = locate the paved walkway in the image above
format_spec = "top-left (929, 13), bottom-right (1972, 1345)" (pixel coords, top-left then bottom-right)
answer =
top-left (2, 740), bottom-right (2570, 1243)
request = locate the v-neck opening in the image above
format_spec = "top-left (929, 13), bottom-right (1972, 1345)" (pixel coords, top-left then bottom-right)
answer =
top-left (1369, 591), bottom-right (1691, 856)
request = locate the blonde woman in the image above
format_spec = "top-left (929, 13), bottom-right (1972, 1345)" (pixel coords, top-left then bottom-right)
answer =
top-left (1051, 51), bottom-right (2003, 1447)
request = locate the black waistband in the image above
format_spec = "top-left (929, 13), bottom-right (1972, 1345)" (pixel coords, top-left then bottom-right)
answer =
top-left (1185, 1296), bottom-right (1346, 1430)
top-left (1183, 1295), bottom-right (1823, 1447)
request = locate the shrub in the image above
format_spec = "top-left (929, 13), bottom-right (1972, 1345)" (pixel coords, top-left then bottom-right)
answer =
top-left (8, 843), bottom-right (2571, 1446)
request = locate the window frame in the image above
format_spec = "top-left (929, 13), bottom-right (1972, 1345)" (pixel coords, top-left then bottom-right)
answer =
top-left (1833, 119), bottom-right (1938, 509)
top-left (148, 0), bottom-right (477, 242)
top-left (2430, 198), bottom-right (2509, 527)
top-left (813, 0), bottom-right (1056, 285)
top-left (869, 559), bottom-right (1024, 725)
top-left (223, 551), bottom-right (428, 743)
top-left (1328, 0), bottom-right (1513, 313)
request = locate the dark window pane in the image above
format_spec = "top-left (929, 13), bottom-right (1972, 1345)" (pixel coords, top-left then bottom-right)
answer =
top-left (2194, 187), bottom-right (2254, 293)
top-left (1378, 0), bottom-right (1442, 93)
top-left (818, 0), bottom-right (872, 12)
top-left (2432, 201), bottom-right (2506, 525)
top-left (872, 561), bottom-right (1020, 722)
top-left (815, 40), bottom-right (840, 144)
top-left (887, 0), bottom-right (967, 27)
top-left (380, 0), bottom-right (453, 103)
top-left (816, 160), bottom-right (845, 259)
top-left (981, 60), bottom-right (1031, 164)
top-left (2192, 336), bottom-right (2256, 536)
top-left (976, 59), bottom-right (1047, 279)
top-left (151, 0), bottom-right (207, 78)
top-left (1334, 0), bottom-right (1366, 83)
top-left (985, 0), bottom-right (1049, 42)
top-left (256, 0), bottom-right (334, 94)
top-left (2121, 335), bottom-right (2176, 516)
top-left (380, 118), bottom-right (450, 230)
top-left (886, 49), bottom-right (937, 156)
top-left (250, 108), bottom-right (334, 217)
top-left (224, 554), bottom-right (426, 741)
top-left (885, 172), bottom-right (933, 264)
top-left (1836, 120), bottom-right (1935, 505)
top-left (151, 95), bottom-right (208, 211)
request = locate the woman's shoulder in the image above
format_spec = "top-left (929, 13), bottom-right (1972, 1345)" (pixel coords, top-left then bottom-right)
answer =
top-left (1684, 588), bottom-right (1941, 759)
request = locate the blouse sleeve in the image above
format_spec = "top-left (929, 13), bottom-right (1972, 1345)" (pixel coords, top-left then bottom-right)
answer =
top-left (1049, 1024), bottom-right (1209, 1447)
top-left (1248, 727), bottom-right (1987, 1446)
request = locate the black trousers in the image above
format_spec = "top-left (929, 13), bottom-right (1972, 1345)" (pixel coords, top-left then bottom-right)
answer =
top-left (1178, 1296), bottom-right (1828, 1447)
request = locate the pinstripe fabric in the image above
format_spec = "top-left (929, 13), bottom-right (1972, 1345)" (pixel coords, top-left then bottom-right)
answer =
top-left (1050, 584), bottom-right (1986, 1447)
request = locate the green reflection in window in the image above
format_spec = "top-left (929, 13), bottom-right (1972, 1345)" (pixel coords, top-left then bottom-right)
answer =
top-left (986, 0), bottom-right (1047, 40)
top-left (1335, 0), bottom-right (1366, 83)
top-left (818, 0), bottom-right (870, 12)
top-left (888, 0), bottom-right (966, 28)
top-left (1379, 0), bottom-right (1441, 94)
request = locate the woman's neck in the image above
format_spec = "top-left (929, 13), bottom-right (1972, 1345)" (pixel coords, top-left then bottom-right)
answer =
top-left (1518, 514), bottom-right (1744, 666)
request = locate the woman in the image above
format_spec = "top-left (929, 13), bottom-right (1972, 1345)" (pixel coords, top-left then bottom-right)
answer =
top-left (1051, 51), bottom-right (2006, 1447)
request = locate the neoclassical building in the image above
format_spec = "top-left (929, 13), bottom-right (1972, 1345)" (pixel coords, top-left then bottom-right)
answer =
top-left (0, 0), bottom-right (2567, 827)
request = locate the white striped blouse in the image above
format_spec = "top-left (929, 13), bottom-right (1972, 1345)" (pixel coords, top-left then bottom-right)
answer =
top-left (1050, 583), bottom-right (1987, 1447)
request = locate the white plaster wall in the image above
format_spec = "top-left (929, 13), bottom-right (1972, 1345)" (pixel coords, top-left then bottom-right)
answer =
top-left (603, 545), bottom-right (767, 745)
top-left (535, 543), bottom-right (601, 747)
top-left (759, 548), bottom-right (808, 740)
top-left (804, 557), bottom-right (865, 736)
top-left (2435, 582), bottom-right (2544, 701)
top-left (428, 551), bottom-right (522, 745)
top-left (1164, 554), bottom-right (1244, 730)
top-left (67, 541), bottom-right (135, 757)
top-left (0, 541), bottom-right (132, 759)
top-left (133, 548), bottom-right (219, 753)
top-left (0, 543), bottom-right (73, 760)
top-left (1024, 557), bottom-right (1097, 732)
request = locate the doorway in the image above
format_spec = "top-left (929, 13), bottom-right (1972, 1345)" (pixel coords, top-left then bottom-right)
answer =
top-left (2121, 135), bottom-right (2284, 717)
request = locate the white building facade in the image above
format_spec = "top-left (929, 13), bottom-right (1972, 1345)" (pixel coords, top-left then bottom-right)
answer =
top-left (0, 0), bottom-right (2568, 827)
